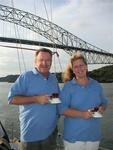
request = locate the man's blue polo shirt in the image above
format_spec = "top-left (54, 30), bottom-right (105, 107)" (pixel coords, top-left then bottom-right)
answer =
top-left (8, 68), bottom-right (60, 142)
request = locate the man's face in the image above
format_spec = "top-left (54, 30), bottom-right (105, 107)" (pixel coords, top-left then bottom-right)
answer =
top-left (35, 51), bottom-right (52, 76)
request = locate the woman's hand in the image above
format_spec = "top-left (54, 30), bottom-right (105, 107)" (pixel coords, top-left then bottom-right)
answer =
top-left (98, 105), bottom-right (106, 114)
top-left (82, 111), bottom-right (93, 119)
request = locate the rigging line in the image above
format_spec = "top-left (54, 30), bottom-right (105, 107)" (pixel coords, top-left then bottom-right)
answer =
top-left (56, 51), bottom-right (63, 72)
top-left (11, 0), bottom-right (22, 74)
top-left (2, 21), bottom-right (4, 37)
top-left (0, 44), bottom-right (37, 51)
top-left (33, 0), bottom-right (40, 46)
top-left (17, 27), bottom-right (27, 72)
top-left (43, 0), bottom-right (50, 21)
top-left (11, 0), bottom-right (27, 72)
top-left (42, 0), bottom-right (55, 44)
top-left (50, 0), bottom-right (53, 23)
top-left (0, 45), bottom-right (60, 57)
top-left (15, 28), bottom-right (27, 71)
top-left (42, 0), bottom-right (58, 49)
top-left (53, 51), bottom-right (57, 73)
top-left (53, 49), bottom-right (63, 72)
top-left (49, 0), bottom-right (57, 74)
top-left (43, 0), bottom-right (63, 74)
top-left (50, 0), bottom-right (63, 74)
top-left (49, 0), bottom-right (56, 46)
top-left (42, 0), bottom-right (56, 73)
top-left (33, 0), bottom-right (37, 41)
top-left (34, 0), bottom-right (37, 16)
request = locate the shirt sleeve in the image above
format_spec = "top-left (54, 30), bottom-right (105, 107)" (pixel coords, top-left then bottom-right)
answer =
top-left (8, 73), bottom-right (28, 103)
top-left (58, 84), bottom-right (71, 114)
top-left (99, 84), bottom-right (108, 106)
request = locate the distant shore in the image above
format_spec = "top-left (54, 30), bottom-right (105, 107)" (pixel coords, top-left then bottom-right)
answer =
top-left (0, 65), bottom-right (113, 83)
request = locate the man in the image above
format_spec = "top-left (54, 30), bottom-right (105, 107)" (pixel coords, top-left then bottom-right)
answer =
top-left (8, 48), bottom-right (60, 150)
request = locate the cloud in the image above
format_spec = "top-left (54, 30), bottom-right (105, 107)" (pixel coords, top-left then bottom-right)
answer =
top-left (53, 0), bottom-right (113, 50)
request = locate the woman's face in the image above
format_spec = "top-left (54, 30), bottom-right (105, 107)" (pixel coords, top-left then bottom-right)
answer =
top-left (72, 58), bottom-right (87, 79)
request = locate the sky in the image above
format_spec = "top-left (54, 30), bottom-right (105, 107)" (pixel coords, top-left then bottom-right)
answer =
top-left (0, 0), bottom-right (113, 77)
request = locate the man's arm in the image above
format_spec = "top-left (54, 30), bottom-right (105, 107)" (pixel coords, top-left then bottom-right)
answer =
top-left (10, 95), bottom-right (50, 105)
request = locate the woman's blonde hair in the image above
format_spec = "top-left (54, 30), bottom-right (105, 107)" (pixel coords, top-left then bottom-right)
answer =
top-left (63, 51), bottom-right (87, 82)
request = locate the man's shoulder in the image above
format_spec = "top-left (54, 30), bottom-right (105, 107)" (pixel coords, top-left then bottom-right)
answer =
top-left (50, 73), bottom-right (56, 78)
top-left (21, 70), bottom-right (34, 76)
top-left (17, 70), bottom-right (34, 81)
top-left (49, 73), bottom-right (58, 81)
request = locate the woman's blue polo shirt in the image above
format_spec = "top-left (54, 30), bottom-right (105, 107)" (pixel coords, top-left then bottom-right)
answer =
top-left (58, 78), bottom-right (108, 142)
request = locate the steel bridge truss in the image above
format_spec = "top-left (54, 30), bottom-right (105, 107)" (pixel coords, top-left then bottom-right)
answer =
top-left (0, 4), bottom-right (113, 64)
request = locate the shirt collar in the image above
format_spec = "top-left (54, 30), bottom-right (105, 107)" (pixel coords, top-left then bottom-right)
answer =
top-left (32, 68), bottom-right (40, 75)
top-left (32, 67), bottom-right (51, 79)
top-left (71, 77), bottom-right (92, 85)
top-left (71, 78), bottom-right (77, 84)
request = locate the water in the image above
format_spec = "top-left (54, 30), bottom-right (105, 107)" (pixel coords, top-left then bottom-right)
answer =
top-left (0, 82), bottom-right (113, 150)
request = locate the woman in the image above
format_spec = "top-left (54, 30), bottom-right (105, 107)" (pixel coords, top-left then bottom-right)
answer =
top-left (58, 52), bottom-right (108, 150)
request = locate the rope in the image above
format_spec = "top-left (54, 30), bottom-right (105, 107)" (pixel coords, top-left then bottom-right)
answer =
top-left (11, 0), bottom-right (27, 73)
top-left (42, 0), bottom-right (63, 75)
top-left (43, 0), bottom-right (50, 21)
top-left (0, 44), bottom-right (37, 51)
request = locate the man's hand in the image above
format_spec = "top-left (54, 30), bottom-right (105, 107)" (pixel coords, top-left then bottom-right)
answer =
top-left (34, 95), bottom-right (50, 104)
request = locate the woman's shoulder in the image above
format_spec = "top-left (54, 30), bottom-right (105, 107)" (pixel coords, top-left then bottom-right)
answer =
top-left (89, 77), bottom-right (99, 83)
top-left (63, 79), bottom-right (75, 88)
top-left (89, 77), bottom-right (101, 87)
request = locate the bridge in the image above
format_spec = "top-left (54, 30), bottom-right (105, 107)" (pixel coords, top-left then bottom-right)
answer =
top-left (0, 4), bottom-right (113, 64)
